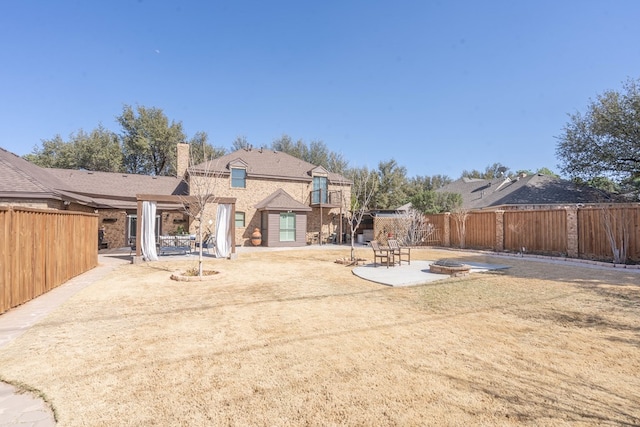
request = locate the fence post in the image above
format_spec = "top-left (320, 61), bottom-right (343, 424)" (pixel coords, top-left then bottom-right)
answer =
top-left (443, 212), bottom-right (451, 247)
top-left (495, 210), bottom-right (505, 252)
top-left (566, 206), bottom-right (578, 258)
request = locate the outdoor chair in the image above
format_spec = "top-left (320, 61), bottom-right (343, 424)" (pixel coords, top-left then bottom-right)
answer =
top-left (370, 240), bottom-right (392, 268)
top-left (388, 239), bottom-right (410, 265)
top-left (195, 233), bottom-right (215, 254)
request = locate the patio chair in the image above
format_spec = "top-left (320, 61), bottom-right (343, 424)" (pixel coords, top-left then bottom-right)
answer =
top-left (387, 239), bottom-right (410, 265)
top-left (195, 233), bottom-right (215, 254)
top-left (370, 240), bottom-right (392, 268)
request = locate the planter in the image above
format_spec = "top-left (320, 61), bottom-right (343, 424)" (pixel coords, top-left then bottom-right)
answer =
top-left (170, 270), bottom-right (221, 282)
top-left (251, 228), bottom-right (262, 246)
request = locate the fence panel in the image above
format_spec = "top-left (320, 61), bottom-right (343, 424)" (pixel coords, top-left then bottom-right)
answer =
top-left (449, 211), bottom-right (494, 249)
top-left (0, 207), bottom-right (98, 315)
top-left (413, 205), bottom-right (639, 263)
top-left (504, 210), bottom-right (567, 255)
top-left (578, 206), bottom-right (640, 262)
top-left (423, 214), bottom-right (447, 245)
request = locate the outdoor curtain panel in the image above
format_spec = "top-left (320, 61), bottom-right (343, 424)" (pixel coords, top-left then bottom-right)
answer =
top-left (141, 201), bottom-right (159, 261)
top-left (215, 203), bottom-right (232, 258)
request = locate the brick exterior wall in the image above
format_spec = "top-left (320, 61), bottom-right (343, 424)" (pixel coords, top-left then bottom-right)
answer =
top-left (190, 174), bottom-right (350, 246)
top-left (97, 208), bottom-right (189, 249)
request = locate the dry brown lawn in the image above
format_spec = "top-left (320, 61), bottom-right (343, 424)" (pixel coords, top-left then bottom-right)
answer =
top-left (1, 247), bottom-right (639, 426)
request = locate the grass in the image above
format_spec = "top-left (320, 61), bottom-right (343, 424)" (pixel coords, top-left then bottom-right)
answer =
top-left (0, 247), bottom-right (638, 426)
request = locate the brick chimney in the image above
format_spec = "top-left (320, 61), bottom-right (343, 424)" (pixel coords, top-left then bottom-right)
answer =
top-left (176, 143), bottom-right (190, 178)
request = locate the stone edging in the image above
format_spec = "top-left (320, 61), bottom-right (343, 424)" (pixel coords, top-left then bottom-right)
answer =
top-left (170, 270), bottom-right (222, 282)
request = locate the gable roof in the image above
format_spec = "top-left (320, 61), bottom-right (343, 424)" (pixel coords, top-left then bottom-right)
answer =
top-left (0, 147), bottom-right (92, 203)
top-left (190, 148), bottom-right (351, 185)
top-left (437, 174), bottom-right (609, 209)
top-left (0, 146), bottom-right (187, 209)
top-left (46, 168), bottom-right (187, 208)
top-left (254, 188), bottom-right (312, 212)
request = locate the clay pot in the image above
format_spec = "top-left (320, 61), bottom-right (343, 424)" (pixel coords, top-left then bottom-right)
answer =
top-left (251, 228), bottom-right (262, 246)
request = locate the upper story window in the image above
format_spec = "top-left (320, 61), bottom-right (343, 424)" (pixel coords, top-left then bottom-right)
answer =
top-left (231, 168), bottom-right (246, 188)
top-left (313, 176), bottom-right (328, 204)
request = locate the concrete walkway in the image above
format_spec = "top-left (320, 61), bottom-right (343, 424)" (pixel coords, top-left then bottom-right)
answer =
top-left (0, 254), bottom-right (130, 426)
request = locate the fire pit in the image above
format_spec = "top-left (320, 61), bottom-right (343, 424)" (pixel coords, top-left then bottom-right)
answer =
top-left (429, 259), bottom-right (471, 277)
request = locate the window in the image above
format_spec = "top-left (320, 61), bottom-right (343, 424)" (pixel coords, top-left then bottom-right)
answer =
top-left (313, 176), bottom-right (328, 203)
top-left (231, 168), bottom-right (246, 188)
top-left (127, 214), bottom-right (160, 244)
top-left (235, 212), bottom-right (245, 228)
top-left (279, 213), bottom-right (296, 242)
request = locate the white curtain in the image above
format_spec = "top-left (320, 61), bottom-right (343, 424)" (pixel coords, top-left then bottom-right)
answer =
top-left (141, 201), bottom-right (158, 261)
top-left (215, 203), bottom-right (232, 258)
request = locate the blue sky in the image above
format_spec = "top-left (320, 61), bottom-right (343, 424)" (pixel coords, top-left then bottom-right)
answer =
top-left (1, 1), bottom-right (639, 179)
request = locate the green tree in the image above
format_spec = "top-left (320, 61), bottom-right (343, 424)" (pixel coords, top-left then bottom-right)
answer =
top-left (117, 105), bottom-right (186, 176)
top-left (74, 125), bottom-right (123, 172)
top-left (188, 131), bottom-right (226, 165)
top-left (25, 125), bottom-right (122, 172)
top-left (25, 135), bottom-right (76, 168)
top-left (371, 159), bottom-right (409, 209)
top-left (535, 167), bottom-right (559, 177)
top-left (461, 163), bottom-right (509, 179)
top-left (405, 174), bottom-right (455, 213)
top-left (271, 134), bottom-right (307, 159)
top-left (270, 135), bottom-right (349, 173)
top-left (230, 135), bottom-right (250, 151)
top-left (410, 190), bottom-right (461, 214)
top-left (556, 77), bottom-right (640, 194)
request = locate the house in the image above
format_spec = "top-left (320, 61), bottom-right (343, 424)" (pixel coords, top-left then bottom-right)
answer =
top-left (1, 144), bottom-right (352, 249)
top-left (436, 173), bottom-right (609, 210)
top-left (46, 168), bottom-right (189, 249)
top-left (0, 146), bottom-right (190, 249)
top-left (183, 145), bottom-right (352, 247)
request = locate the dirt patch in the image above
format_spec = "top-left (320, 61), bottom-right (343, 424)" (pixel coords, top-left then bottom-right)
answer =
top-left (0, 247), bottom-right (638, 426)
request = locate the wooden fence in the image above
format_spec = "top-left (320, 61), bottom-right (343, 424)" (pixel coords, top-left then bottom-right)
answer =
top-left (0, 207), bottom-right (98, 315)
top-left (418, 205), bottom-right (639, 263)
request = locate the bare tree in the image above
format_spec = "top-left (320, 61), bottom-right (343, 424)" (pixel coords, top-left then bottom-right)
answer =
top-left (507, 217), bottom-right (525, 256)
top-left (451, 207), bottom-right (470, 249)
top-left (179, 143), bottom-right (221, 277)
top-left (344, 167), bottom-right (378, 261)
top-left (392, 207), bottom-right (435, 246)
top-left (600, 205), bottom-right (631, 264)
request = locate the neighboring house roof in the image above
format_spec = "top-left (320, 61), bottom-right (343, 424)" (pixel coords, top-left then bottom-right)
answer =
top-left (190, 148), bottom-right (351, 185)
top-left (437, 174), bottom-right (609, 209)
top-left (254, 189), bottom-right (312, 212)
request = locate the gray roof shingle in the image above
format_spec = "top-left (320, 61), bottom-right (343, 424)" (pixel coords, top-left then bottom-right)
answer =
top-left (191, 148), bottom-right (351, 184)
top-left (1, 146), bottom-right (187, 208)
top-left (46, 169), bottom-right (187, 200)
top-left (0, 147), bottom-right (79, 200)
top-left (254, 188), bottom-right (312, 211)
top-left (438, 174), bottom-right (608, 209)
